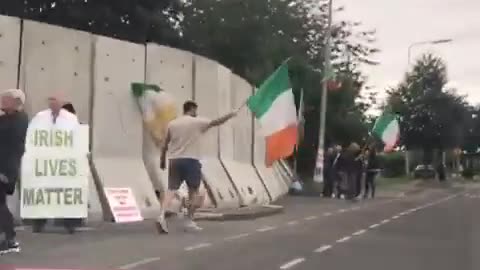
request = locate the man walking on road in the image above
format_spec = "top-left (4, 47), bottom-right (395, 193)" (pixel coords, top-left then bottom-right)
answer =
top-left (157, 100), bottom-right (242, 233)
top-left (0, 89), bottom-right (28, 254)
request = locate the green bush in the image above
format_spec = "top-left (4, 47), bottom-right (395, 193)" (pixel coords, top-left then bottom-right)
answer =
top-left (462, 168), bottom-right (475, 179)
top-left (379, 152), bottom-right (406, 178)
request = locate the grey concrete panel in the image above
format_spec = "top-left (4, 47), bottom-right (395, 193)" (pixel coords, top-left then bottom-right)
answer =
top-left (224, 73), bottom-right (270, 205)
top-left (19, 20), bottom-right (103, 221)
top-left (20, 20), bottom-right (92, 123)
top-left (91, 35), bottom-right (159, 219)
top-left (194, 55), bottom-right (240, 208)
top-left (0, 15), bottom-right (21, 91)
top-left (230, 74), bottom-right (254, 163)
top-left (144, 44), bottom-right (193, 195)
top-left (252, 90), bottom-right (289, 201)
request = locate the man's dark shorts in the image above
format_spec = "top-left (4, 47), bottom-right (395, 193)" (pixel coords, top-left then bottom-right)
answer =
top-left (168, 158), bottom-right (202, 191)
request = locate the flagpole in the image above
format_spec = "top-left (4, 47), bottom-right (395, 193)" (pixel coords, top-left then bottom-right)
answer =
top-left (314, 0), bottom-right (333, 183)
top-left (294, 88), bottom-right (304, 174)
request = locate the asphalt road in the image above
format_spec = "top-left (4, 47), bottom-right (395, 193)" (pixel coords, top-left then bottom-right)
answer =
top-left (1, 185), bottom-right (479, 270)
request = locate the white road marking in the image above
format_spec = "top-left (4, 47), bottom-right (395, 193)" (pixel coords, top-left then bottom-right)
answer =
top-left (369, 223), bottom-right (380, 229)
top-left (224, 233), bottom-right (250, 241)
top-left (338, 209), bottom-right (348, 213)
top-left (305, 216), bottom-right (318, 221)
top-left (336, 236), bottom-right (351, 243)
top-left (351, 206), bottom-right (361, 211)
top-left (280, 258), bottom-right (306, 269)
top-left (184, 243), bottom-right (212, 251)
top-left (392, 215), bottom-right (400, 219)
top-left (314, 245), bottom-right (332, 253)
top-left (352, 229), bottom-right (367, 236)
top-left (118, 257), bottom-right (161, 270)
top-left (287, 220), bottom-right (299, 226)
top-left (323, 212), bottom-right (332, 217)
top-left (257, 226), bottom-right (277, 232)
top-left (381, 219), bottom-right (390, 224)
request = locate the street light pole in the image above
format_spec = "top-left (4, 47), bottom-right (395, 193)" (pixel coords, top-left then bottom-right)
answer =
top-left (407, 39), bottom-right (453, 65)
top-left (404, 38), bottom-right (453, 176)
top-left (314, 0), bottom-right (333, 183)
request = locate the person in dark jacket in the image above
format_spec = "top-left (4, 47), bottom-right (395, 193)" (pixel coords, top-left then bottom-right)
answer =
top-left (322, 147), bottom-right (335, 198)
top-left (337, 143), bottom-right (360, 200)
top-left (0, 89), bottom-right (28, 254)
top-left (364, 147), bottom-right (380, 199)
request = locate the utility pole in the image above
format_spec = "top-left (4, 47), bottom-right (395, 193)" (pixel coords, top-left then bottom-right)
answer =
top-left (314, 0), bottom-right (333, 183)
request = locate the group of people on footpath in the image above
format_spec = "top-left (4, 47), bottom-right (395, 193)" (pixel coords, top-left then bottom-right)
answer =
top-left (0, 89), bottom-right (81, 254)
top-left (322, 142), bottom-right (381, 201)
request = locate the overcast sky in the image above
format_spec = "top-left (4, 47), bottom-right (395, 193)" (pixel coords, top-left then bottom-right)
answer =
top-left (337, 0), bottom-right (480, 105)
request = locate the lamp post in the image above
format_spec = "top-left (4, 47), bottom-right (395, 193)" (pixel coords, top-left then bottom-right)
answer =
top-left (404, 38), bottom-right (453, 176)
top-left (313, 0), bottom-right (333, 184)
top-left (407, 39), bottom-right (453, 65)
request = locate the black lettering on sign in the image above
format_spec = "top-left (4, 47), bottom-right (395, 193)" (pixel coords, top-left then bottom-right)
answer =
top-left (22, 188), bottom-right (84, 206)
top-left (34, 129), bottom-right (74, 147)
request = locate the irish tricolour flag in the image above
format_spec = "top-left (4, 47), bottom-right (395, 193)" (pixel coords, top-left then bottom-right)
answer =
top-left (372, 112), bottom-right (400, 152)
top-left (248, 63), bottom-right (298, 166)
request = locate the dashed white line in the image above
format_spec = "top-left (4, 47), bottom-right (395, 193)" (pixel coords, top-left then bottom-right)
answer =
top-left (336, 236), bottom-right (351, 243)
top-left (338, 209), bottom-right (348, 213)
top-left (392, 215), bottom-right (400, 219)
top-left (314, 245), bottom-right (332, 253)
top-left (305, 216), bottom-right (318, 221)
top-left (352, 229), bottom-right (367, 236)
top-left (184, 243), bottom-right (212, 251)
top-left (224, 233), bottom-right (250, 241)
top-left (118, 257), bottom-right (161, 269)
top-left (323, 212), bottom-right (333, 217)
top-left (369, 223), bottom-right (380, 229)
top-left (280, 258), bottom-right (306, 269)
top-left (257, 226), bottom-right (277, 232)
top-left (287, 220), bottom-right (299, 226)
top-left (381, 219), bottom-right (390, 224)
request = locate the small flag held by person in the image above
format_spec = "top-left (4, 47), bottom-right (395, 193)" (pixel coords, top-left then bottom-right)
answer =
top-left (372, 111), bottom-right (400, 152)
top-left (247, 62), bottom-right (298, 166)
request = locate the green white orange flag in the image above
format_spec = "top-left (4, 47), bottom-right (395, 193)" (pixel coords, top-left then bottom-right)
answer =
top-left (372, 112), bottom-right (400, 152)
top-left (247, 63), bottom-right (298, 167)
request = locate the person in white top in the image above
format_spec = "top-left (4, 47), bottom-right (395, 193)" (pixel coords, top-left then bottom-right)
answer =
top-left (157, 100), bottom-right (243, 233)
top-left (30, 93), bottom-right (80, 234)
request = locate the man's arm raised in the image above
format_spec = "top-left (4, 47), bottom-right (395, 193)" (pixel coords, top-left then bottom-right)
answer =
top-left (201, 101), bottom-right (246, 133)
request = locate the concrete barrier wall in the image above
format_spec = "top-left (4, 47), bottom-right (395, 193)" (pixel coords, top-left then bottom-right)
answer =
top-left (194, 56), bottom-right (240, 208)
top-left (226, 74), bottom-right (270, 205)
top-left (91, 36), bottom-right (159, 219)
top-left (1, 18), bottom-right (293, 219)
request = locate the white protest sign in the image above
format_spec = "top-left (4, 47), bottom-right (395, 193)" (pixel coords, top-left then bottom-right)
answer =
top-left (104, 187), bottom-right (143, 223)
top-left (20, 109), bottom-right (90, 219)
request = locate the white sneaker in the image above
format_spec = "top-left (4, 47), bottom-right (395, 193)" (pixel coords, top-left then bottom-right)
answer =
top-left (155, 215), bottom-right (169, 234)
top-left (184, 219), bottom-right (203, 233)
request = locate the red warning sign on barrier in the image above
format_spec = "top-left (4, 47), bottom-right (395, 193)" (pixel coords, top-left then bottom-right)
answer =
top-left (104, 187), bottom-right (143, 223)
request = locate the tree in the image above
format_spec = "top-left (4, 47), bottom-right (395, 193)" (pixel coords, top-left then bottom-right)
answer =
top-left (386, 53), bottom-right (470, 164)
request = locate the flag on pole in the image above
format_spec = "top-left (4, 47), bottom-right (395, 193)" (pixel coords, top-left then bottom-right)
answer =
top-left (248, 62), bottom-right (298, 167)
top-left (372, 112), bottom-right (400, 152)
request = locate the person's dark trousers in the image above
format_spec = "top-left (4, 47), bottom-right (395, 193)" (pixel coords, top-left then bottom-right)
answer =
top-left (364, 172), bottom-right (376, 198)
top-left (0, 191), bottom-right (15, 240)
top-left (322, 172), bottom-right (333, 197)
top-left (346, 173), bottom-right (357, 200)
top-left (355, 172), bottom-right (362, 197)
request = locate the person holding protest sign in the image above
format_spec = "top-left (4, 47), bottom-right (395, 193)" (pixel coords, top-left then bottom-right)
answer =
top-left (156, 100), bottom-right (243, 234)
top-left (30, 94), bottom-right (81, 234)
top-left (0, 89), bottom-right (28, 254)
